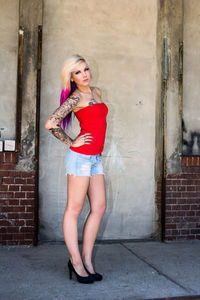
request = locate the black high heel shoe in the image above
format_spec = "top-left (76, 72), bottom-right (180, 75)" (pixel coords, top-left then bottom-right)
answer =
top-left (84, 265), bottom-right (103, 281)
top-left (68, 260), bottom-right (94, 284)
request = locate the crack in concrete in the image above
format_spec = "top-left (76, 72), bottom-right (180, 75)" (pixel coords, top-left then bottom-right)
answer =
top-left (120, 243), bottom-right (195, 295)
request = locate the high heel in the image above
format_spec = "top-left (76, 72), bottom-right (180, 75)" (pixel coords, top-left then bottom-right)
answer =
top-left (68, 260), bottom-right (94, 284)
top-left (84, 265), bottom-right (103, 281)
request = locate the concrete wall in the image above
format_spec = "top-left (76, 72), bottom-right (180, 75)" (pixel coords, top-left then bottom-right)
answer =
top-left (39, 0), bottom-right (158, 241)
top-left (0, 0), bottom-right (19, 139)
top-left (183, 0), bottom-right (200, 155)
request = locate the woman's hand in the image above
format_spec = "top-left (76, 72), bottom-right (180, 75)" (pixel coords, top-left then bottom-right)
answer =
top-left (71, 133), bottom-right (93, 147)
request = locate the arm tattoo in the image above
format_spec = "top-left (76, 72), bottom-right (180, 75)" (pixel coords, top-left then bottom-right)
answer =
top-left (47, 96), bottom-right (80, 145)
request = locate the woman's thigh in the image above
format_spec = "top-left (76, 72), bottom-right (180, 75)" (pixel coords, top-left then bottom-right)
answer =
top-left (66, 174), bottom-right (90, 213)
top-left (87, 174), bottom-right (106, 211)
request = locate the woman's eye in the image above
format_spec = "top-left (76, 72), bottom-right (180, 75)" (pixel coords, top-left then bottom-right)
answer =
top-left (75, 71), bottom-right (80, 75)
top-left (84, 68), bottom-right (89, 71)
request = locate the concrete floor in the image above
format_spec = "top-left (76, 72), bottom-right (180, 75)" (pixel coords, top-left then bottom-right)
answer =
top-left (0, 240), bottom-right (200, 300)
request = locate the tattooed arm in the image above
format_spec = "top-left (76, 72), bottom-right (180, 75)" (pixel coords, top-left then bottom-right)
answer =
top-left (44, 96), bottom-right (80, 146)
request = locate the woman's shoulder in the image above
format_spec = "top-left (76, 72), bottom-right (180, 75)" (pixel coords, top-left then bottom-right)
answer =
top-left (92, 86), bottom-right (102, 97)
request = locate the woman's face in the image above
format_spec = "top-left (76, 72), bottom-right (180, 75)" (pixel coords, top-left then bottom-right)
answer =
top-left (71, 61), bottom-right (91, 87)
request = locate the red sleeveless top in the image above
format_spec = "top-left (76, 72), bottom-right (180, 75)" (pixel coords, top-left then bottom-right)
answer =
top-left (70, 103), bottom-right (108, 155)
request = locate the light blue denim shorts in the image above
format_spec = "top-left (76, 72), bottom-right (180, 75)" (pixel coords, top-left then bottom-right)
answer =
top-left (65, 149), bottom-right (104, 176)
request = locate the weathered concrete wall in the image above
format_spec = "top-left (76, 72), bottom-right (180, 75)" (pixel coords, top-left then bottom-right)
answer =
top-left (183, 0), bottom-right (200, 155)
top-left (164, 0), bottom-right (183, 174)
top-left (17, 0), bottom-right (43, 171)
top-left (39, 0), bottom-right (158, 240)
top-left (0, 0), bottom-right (19, 139)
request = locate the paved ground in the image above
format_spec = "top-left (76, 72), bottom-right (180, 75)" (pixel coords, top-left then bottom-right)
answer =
top-left (0, 240), bottom-right (200, 300)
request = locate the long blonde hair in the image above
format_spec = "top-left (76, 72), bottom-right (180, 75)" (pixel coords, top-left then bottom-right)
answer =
top-left (60, 55), bottom-right (87, 130)
top-left (61, 54), bottom-right (86, 90)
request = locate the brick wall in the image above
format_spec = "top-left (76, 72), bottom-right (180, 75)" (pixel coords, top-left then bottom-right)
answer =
top-left (156, 156), bottom-right (200, 241)
top-left (0, 152), bottom-right (36, 246)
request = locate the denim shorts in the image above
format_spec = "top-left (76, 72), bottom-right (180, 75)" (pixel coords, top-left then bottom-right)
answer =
top-left (65, 149), bottom-right (104, 176)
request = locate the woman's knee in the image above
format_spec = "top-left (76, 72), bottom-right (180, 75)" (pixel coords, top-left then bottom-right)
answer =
top-left (65, 204), bottom-right (83, 217)
top-left (91, 203), bottom-right (106, 216)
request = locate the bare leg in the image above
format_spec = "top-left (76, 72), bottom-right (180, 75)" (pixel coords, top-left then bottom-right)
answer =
top-left (81, 174), bottom-right (106, 273)
top-left (63, 174), bottom-right (90, 277)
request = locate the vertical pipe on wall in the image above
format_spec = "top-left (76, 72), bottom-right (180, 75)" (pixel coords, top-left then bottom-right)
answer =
top-left (15, 27), bottom-right (24, 152)
top-left (178, 41), bottom-right (183, 154)
top-left (161, 38), bottom-right (168, 242)
top-left (34, 25), bottom-right (43, 246)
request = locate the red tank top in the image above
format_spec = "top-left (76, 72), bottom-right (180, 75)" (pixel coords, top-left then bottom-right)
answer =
top-left (70, 103), bottom-right (108, 155)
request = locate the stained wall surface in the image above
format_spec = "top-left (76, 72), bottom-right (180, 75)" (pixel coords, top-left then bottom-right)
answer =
top-left (39, 0), bottom-right (158, 240)
top-left (183, 0), bottom-right (200, 155)
top-left (0, 0), bottom-right (19, 139)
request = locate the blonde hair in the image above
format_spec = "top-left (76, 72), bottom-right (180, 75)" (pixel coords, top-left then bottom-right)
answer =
top-left (61, 55), bottom-right (87, 90)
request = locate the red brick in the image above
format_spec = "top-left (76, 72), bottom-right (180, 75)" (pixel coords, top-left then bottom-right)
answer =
top-left (191, 229), bottom-right (200, 234)
top-left (7, 227), bottom-right (20, 233)
top-left (26, 206), bottom-right (34, 212)
top-left (180, 230), bottom-right (190, 235)
top-left (0, 192), bottom-right (14, 198)
top-left (166, 199), bottom-right (177, 204)
top-left (9, 185), bottom-right (20, 191)
top-left (26, 220), bottom-right (34, 226)
top-left (7, 213), bottom-right (20, 219)
top-left (0, 171), bottom-right (9, 177)
top-left (191, 205), bottom-right (200, 210)
top-left (186, 211), bottom-right (195, 216)
top-left (166, 186), bottom-right (177, 191)
top-left (13, 233), bottom-right (24, 240)
top-left (177, 186), bottom-right (186, 191)
top-left (9, 199), bottom-right (20, 205)
top-left (20, 199), bottom-right (34, 205)
top-left (27, 192), bottom-right (35, 198)
top-left (20, 240), bottom-right (33, 245)
top-left (0, 220), bottom-right (12, 226)
top-left (3, 178), bottom-right (14, 184)
top-left (176, 211), bottom-right (186, 216)
top-left (188, 157), bottom-right (193, 166)
top-left (14, 192), bottom-right (26, 198)
top-left (0, 152), bottom-right (3, 162)
top-left (177, 199), bottom-right (188, 204)
top-left (0, 185), bottom-right (8, 191)
top-left (5, 152), bottom-right (12, 163)
top-left (165, 224), bottom-right (177, 229)
top-left (24, 233), bottom-right (34, 239)
top-left (20, 227), bottom-right (34, 233)
top-left (2, 206), bottom-right (25, 213)
top-left (2, 233), bottom-right (13, 240)
top-left (166, 205), bottom-right (171, 211)
top-left (0, 164), bottom-right (15, 170)
top-left (26, 178), bottom-right (35, 184)
top-left (15, 178), bottom-right (26, 184)
top-left (187, 186), bottom-right (196, 191)
top-left (193, 157), bottom-right (198, 166)
top-left (0, 227), bottom-right (7, 233)
top-left (0, 199), bottom-right (9, 205)
top-left (165, 236), bottom-right (177, 241)
top-left (21, 185), bottom-right (35, 191)
top-left (187, 198), bottom-right (198, 204)
top-left (7, 241), bottom-right (19, 246)
top-left (181, 192), bottom-right (197, 198)
top-left (13, 220), bottom-right (25, 226)
top-left (9, 171), bottom-right (21, 177)
top-left (16, 212), bottom-right (34, 219)
top-left (21, 172), bottom-right (35, 178)
top-left (181, 156), bottom-right (187, 166)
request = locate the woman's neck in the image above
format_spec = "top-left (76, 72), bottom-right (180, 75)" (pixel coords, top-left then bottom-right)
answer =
top-left (77, 85), bottom-right (91, 94)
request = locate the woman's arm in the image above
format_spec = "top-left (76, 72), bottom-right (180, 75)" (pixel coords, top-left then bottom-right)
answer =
top-left (44, 95), bottom-right (80, 146)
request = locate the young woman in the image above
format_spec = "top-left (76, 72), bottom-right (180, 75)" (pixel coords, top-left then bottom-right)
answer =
top-left (45, 55), bottom-right (108, 284)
